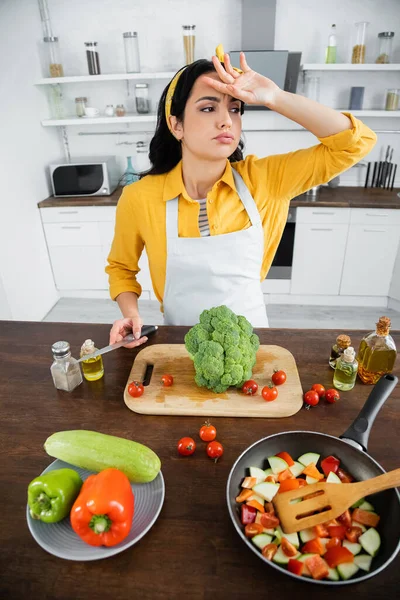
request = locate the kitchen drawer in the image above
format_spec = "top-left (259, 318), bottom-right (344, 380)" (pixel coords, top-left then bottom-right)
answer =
top-left (350, 208), bottom-right (400, 226)
top-left (41, 206), bottom-right (116, 223)
top-left (48, 246), bottom-right (108, 290)
top-left (44, 222), bottom-right (101, 247)
top-left (296, 207), bottom-right (350, 224)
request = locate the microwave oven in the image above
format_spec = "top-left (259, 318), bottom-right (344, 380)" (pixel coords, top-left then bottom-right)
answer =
top-left (49, 156), bottom-right (120, 197)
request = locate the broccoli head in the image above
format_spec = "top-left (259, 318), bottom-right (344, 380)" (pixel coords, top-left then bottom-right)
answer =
top-left (184, 305), bottom-right (260, 393)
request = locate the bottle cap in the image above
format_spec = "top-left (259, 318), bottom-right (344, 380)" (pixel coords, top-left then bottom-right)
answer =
top-left (343, 346), bottom-right (356, 362)
top-left (336, 334), bottom-right (351, 349)
top-left (81, 339), bottom-right (95, 355)
top-left (376, 316), bottom-right (391, 336)
top-left (52, 341), bottom-right (71, 358)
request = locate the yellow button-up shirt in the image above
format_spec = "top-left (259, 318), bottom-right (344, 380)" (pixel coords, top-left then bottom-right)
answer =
top-left (106, 113), bottom-right (376, 306)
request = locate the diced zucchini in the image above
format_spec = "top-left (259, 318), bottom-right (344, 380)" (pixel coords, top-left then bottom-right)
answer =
top-left (275, 526), bottom-right (299, 548)
top-left (297, 553), bottom-right (316, 577)
top-left (306, 475), bottom-right (319, 484)
top-left (299, 527), bottom-right (316, 543)
top-left (352, 520), bottom-right (366, 533)
top-left (251, 533), bottom-right (273, 550)
top-left (326, 471), bottom-right (342, 484)
top-left (273, 528), bottom-right (282, 543)
top-left (272, 545), bottom-right (300, 565)
top-left (247, 492), bottom-right (265, 506)
top-left (359, 527), bottom-right (381, 557)
top-left (337, 562), bottom-right (359, 580)
top-left (351, 498), bottom-right (365, 509)
top-left (342, 540), bottom-right (362, 555)
top-left (298, 452), bottom-right (320, 467)
top-left (268, 455), bottom-right (289, 475)
top-left (252, 481), bottom-right (280, 502)
top-left (289, 461), bottom-right (304, 478)
top-left (358, 500), bottom-right (375, 512)
top-left (249, 466), bottom-right (267, 484)
top-left (354, 554), bottom-right (373, 572)
top-left (327, 567), bottom-right (340, 581)
top-left (264, 468), bottom-right (273, 477)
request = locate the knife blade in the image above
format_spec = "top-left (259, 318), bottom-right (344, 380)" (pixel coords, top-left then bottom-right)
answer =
top-left (77, 325), bottom-right (158, 363)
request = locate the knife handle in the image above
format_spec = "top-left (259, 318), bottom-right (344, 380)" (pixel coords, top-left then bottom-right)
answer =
top-left (123, 325), bottom-right (158, 344)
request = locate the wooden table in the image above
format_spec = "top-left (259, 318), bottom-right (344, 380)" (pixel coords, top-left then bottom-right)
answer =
top-left (1, 322), bottom-right (399, 600)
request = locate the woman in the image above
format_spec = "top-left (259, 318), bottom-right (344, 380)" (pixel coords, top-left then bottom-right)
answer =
top-left (107, 49), bottom-right (376, 348)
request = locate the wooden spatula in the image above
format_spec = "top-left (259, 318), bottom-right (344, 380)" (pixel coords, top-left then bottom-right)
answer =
top-left (272, 468), bottom-right (400, 534)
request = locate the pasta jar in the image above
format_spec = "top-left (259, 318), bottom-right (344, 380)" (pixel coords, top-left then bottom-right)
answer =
top-left (376, 32), bottom-right (394, 64)
top-left (43, 36), bottom-right (64, 77)
top-left (123, 32), bottom-right (140, 73)
top-left (385, 89), bottom-right (400, 111)
top-left (352, 21), bottom-right (369, 64)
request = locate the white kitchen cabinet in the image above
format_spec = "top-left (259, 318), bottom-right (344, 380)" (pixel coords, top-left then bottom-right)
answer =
top-left (340, 225), bottom-right (400, 297)
top-left (291, 222), bottom-right (349, 295)
top-left (49, 246), bottom-right (107, 290)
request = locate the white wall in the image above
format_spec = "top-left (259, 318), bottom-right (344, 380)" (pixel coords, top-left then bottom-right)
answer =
top-left (389, 246), bottom-right (400, 303)
top-left (0, 0), bottom-right (60, 321)
top-left (0, 274), bottom-right (11, 320)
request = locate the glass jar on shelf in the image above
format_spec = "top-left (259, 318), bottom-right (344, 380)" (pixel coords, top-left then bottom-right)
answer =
top-left (376, 32), bottom-right (394, 64)
top-left (182, 25), bottom-right (196, 64)
top-left (85, 41), bottom-right (101, 75)
top-left (123, 32), bottom-right (140, 73)
top-left (351, 21), bottom-right (369, 64)
top-left (385, 89), bottom-right (400, 111)
top-left (43, 36), bottom-right (64, 77)
top-left (116, 104), bottom-right (126, 117)
top-left (135, 83), bottom-right (150, 113)
top-left (303, 75), bottom-right (320, 102)
top-left (75, 97), bottom-right (87, 117)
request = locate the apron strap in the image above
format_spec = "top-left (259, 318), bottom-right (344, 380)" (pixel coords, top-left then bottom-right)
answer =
top-left (165, 196), bottom-right (179, 240)
top-left (231, 168), bottom-right (262, 227)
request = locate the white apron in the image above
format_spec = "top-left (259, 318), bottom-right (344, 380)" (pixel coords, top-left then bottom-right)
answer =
top-left (163, 168), bottom-right (269, 327)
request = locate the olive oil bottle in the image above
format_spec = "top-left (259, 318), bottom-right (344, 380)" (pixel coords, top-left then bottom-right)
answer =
top-left (357, 317), bottom-right (397, 385)
top-left (333, 347), bottom-right (358, 391)
top-left (80, 339), bottom-right (104, 381)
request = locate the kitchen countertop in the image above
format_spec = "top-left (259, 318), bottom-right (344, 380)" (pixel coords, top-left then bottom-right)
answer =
top-left (38, 186), bottom-right (400, 209)
top-left (1, 321), bottom-right (399, 600)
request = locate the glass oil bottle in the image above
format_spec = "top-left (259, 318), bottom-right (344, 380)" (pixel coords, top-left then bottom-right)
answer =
top-left (357, 317), bottom-right (397, 385)
top-left (80, 339), bottom-right (104, 381)
top-left (333, 346), bottom-right (358, 391)
top-left (329, 334), bottom-right (351, 369)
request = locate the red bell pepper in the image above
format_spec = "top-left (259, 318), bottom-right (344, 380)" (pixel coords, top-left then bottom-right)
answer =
top-left (241, 503), bottom-right (257, 525)
top-left (305, 555), bottom-right (329, 580)
top-left (314, 524), bottom-right (330, 538)
top-left (337, 468), bottom-right (354, 483)
top-left (352, 508), bottom-right (380, 528)
top-left (337, 509), bottom-right (352, 529)
top-left (302, 463), bottom-right (324, 480)
top-left (321, 455), bottom-right (340, 477)
top-left (345, 526), bottom-right (363, 543)
top-left (302, 537), bottom-right (325, 555)
top-left (326, 536), bottom-right (341, 550)
top-left (70, 468), bottom-right (134, 547)
top-left (277, 468), bottom-right (295, 482)
top-left (287, 558), bottom-right (304, 576)
top-left (276, 451), bottom-right (295, 467)
top-left (327, 525), bottom-right (346, 540)
top-left (324, 546), bottom-right (354, 568)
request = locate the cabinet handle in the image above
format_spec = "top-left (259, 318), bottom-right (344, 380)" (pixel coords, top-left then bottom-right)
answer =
top-left (61, 226), bottom-right (82, 230)
top-left (365, 213), bottom-right (388, 217)
top-left (311, 211), bottom-right (335, 215)
top-left (363, 228), bottom-right (387, 233)
top-left (58, 210), bottom-right (79, 214)
top-left (311, 227), bottom-right (334, 231)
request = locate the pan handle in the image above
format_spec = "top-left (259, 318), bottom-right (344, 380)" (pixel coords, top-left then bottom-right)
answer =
top-left (340, 374), bottom-right (398, 451)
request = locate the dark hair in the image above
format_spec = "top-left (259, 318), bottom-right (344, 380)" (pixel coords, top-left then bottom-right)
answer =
top-left (140, 59), bottom-right (245, 177)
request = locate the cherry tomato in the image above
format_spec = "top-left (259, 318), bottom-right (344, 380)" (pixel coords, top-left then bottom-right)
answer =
top-left (161, 374), bottom-right (174, 387)
top-left (262, 543), bottom-right (278, 561)
top-left (177, 437), bottom-right (196, 456)
top-left (272, 369), bottom-right (287, 386)
top-left (262, 385), bottom-right (278, 402)
top-left (199, 421), bottom-right (217, 442)
top-left (244, 523), bottom-right (264, 538)
top-left (311, 383), bottom-right (326, 398)
top-left (242, 379), bottom-right (258, 395)
top-left (206, 440), bottom-right (224, 461)
top-left (325, 388), bottom-right (340, 404)
top-left (304, 390), bottom-right (319, 406)
top-left (128, 381), bottom-right (144, 397)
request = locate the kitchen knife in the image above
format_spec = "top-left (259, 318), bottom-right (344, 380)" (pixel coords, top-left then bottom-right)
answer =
top-left (364, 162), bottom-right (371, 188)
top-left (371, 161), bottom-right (378, 187)
top-left (77, 325), bottom-right (158, 362)
top-left (390, 164), bottom-right (397, 192)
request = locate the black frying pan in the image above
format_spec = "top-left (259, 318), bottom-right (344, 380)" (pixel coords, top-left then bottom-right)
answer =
top-left (227, 374), bottom-right (400, 585)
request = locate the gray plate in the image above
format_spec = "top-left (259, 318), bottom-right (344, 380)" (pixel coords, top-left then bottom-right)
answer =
top-left (27, 459), bottom-right (165, 561)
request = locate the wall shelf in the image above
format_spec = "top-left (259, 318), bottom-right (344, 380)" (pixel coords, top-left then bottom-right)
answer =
top-left (35, 72), bottom-right (176, 85)
top-left (41, 114), bottom-right (158, 127)
top-left (302, 63), bottom-right (400, 71)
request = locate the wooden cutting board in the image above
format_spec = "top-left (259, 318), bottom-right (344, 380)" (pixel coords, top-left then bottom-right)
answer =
top-left (124, 344), bottom-right (303, 418)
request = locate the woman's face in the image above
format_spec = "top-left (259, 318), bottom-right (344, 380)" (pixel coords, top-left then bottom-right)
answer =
top-left (172, 72), bottom-right (242, 161)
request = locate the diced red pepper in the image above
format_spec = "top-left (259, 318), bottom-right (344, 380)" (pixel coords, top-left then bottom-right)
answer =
top-left (302, 463), bottom-right (324, 480)
top-left (314, 524), bottom-right (330, 538)
top-left (262, 543), bottom-right (278, 560)
top-left (242, 476), bottom-right (257, 489)
top-left (337, 510), bottom-right (352, 529)
top-left (236, 488), bottom-right (253, 503)
top-left (326, 536), bottom-right (341, 550)
top-left (281, 537), bottom-right (298, 557)
top-left (345, 526), bottom-right (363, 543)
top-left (287, 558), bottom-right (305, 576)
top-left (327, 525), bottom-right (346, 540)
top-left (305, 555), bottom-right (329, 580)
top-left (321, 455), bottom-right (340, 477)
top-left (278, 479), bottom-right (301, 493)
top-left (260, 513), bottom-right (280, 529)
top-left (276, 451), bottom-right (295, 467)
top-left (324, 546), bottom-right (354, 569)
top-left (337, 468), bottom-right (354, 483)
top-left (352, 508), bottom-right (380, 528)
top-left (241, 503), bottom-right (257, 525)
top-left (277, 468), bottom-right (295, 482)
top-left (302, 537), bottom-right (325, 555)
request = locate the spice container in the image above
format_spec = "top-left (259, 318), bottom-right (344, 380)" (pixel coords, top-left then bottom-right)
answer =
top-left (50, 341), bottom-right (83, 392)
top-left (333, 347), bottom-right (358, 391)
top-left (75, 97), bottom-right (87, 117)
top-left (85, 42), bottom-right (101, 75)
top-left (104, 105), bottom-right (115, 116)
top-left (43, 36), bottom-right (64, 77)
top-left (116, 104), bottom-right (126, 117)
top-left (329, 334), bottom-right (351, 369)
top-left (80, 340), bottom-right (104, 381)
top-left (376, 32), bottom-right (394, 64)
top-left (123, 32), bottom-right (140, 73)
top-left (351, 21), bottom-right (369, 64)
top-left (357, 316), bottom-right (397, 384)
top-left (135, 83), bottom-right (150, 113)
top-left (385, 89), bottom-right (400, 111)
top-left (182, 25), bottom-right (196, 64)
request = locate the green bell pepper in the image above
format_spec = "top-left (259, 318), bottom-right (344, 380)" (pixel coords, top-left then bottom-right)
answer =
top-left (28, 468), bottom-right (83, 523)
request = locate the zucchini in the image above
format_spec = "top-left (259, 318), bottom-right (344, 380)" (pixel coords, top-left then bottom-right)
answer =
top-left (44, 430), bottom-right (161, 483)
top-left (326, 471), bottom-right (342, 484)
top-left (359, 527), bottom-right (381, 557)
top-left (306, 475), bottom-right (319, 484)
top-left (268, 455), bottom-right (289, 475)
top-left (327, 567), bottom-right (340, 581)
top-left (358, 500), bottom-right (375, 512)
top-left (298, 452), bottom-right (320, 467)
top-left (352, 520), bottom-right (366, 533)
top-left (249, 466), bottom-right (267, 484)
top-left (337, 562), bottom-right (359, 580)
top-left (299, 527), bottom-right (316, 543)
top-left (272, 545), bottom-right (300, 565)
top-left (354, 554), bottom-right (373, 572)
top-left (351, 498), bottom-right (365, 509)
top-left (275, 526), bottom-right (299, 548)
top-left (252, 481), bottom-right (280, 501)
top-left (342, 540), bottom-right (362, 555)
top-left (251, 533), bottom-right (273, 550)
top-left (289, 461), bottom-right (304, 478)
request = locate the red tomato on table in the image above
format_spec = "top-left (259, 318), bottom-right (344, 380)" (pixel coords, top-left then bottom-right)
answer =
top-left (325, 388), bottom-right (340, 404)
top-left (177, 437), bottom-right (196, 456)
top-left (206, 440), bottom-right (223, 461)
top-left (199, 422), bottom-right (217, 442)
top-left (304, 390), bottom-right (319, 406)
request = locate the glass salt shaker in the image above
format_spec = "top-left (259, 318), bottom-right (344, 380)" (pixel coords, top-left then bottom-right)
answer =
top-left (123, 32), bottom-right (140, 73)
top-left (75, 97), bottom-right (87, 117)
top-left (50, 341), bottom-right (83, 392)
top-left (135, 83), bottom-right (150, 114)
